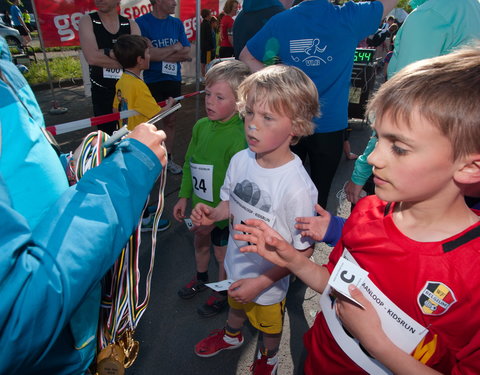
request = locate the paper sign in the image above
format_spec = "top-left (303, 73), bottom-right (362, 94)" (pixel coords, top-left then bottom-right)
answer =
top-left (205, 279), bottom-right (234, 292)
top-left (328, 256), bottom-right (369, 308)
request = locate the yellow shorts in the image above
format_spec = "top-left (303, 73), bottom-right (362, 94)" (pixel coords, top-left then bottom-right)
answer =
top-left (228, 296), bottom-right (286, 334)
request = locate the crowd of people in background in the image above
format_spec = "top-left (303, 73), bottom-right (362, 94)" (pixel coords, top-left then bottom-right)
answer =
top-left (1, 0), bottom-right (480, 374)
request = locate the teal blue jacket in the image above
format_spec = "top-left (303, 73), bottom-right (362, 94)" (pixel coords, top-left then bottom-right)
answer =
top-left (0, 37), bottom-right (161, 374)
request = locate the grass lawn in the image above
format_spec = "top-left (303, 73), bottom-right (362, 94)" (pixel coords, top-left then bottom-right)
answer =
top-left (23, 56), bottom-right (82, 86)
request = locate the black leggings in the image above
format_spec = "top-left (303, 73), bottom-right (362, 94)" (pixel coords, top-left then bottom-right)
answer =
top-left (291, 130), bottom-right (344, 208)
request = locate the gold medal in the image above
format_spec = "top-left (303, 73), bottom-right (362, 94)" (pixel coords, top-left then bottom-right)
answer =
top-left (118, 330), bottom-right (140, 368)
top-left (96, 343), bottom-right (125, 375)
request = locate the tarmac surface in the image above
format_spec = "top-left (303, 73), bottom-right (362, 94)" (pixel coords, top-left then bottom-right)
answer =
top-left (34, 82), bottom-right (372, 375)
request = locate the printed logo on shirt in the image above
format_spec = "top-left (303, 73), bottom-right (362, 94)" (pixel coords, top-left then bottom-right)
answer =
top-left (417, 281), bottom-right (456, 316)
top-left (289, 38), bottom-right (332, 66)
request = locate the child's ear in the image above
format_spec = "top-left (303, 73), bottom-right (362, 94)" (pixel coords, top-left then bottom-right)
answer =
top-left (455, 155), bottom-right (480, 185)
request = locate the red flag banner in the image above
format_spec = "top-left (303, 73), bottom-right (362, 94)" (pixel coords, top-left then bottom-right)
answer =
top-left (180, 0), bottom-right (219, 41)
top-left (36, 0), bottom-right (151, 47)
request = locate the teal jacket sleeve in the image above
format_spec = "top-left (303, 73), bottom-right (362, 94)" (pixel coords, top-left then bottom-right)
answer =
top-left (0, 138), bottom-right (161, 374)
top-left (351, 131), bottom-right (376, 186)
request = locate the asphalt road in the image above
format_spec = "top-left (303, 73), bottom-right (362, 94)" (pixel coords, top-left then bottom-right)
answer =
top-left (34, 83), bottom-right (372, 375)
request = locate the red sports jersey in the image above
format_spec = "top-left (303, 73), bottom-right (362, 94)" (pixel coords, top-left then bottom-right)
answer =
top-left (304, 196), bottom-right (480, 375)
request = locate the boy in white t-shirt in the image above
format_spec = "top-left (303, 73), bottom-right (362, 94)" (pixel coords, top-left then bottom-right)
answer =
top-left (190, 65), bottom-right (319, 374)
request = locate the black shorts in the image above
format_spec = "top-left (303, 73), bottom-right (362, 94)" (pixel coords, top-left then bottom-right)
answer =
top-left (211, 226), bottom-right (229, 247)
top-left (14, 25), bottom-right (29, 36)
top-left (147, 80), bottom-right (181, 103)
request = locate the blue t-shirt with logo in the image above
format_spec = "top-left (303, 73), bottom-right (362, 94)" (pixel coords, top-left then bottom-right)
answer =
top-left (136, 13), bottom-right (190, 83)
top-left (247, 0), bottom-right (382, 133)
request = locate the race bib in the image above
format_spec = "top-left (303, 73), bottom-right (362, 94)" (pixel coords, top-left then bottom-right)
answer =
top-left (162, 62), bottom-right (177, 76)
top-left (103, 67), bottom-right (122, 79)
top-left (320, 249), bottom-right (429, 374)
top-left (190, 162), bottom-right (213, 202)
top-left (229, 192), bottom-right (275, 248)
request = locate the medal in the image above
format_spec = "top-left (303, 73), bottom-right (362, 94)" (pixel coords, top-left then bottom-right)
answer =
top-left (96, 343), bottom-right (125, 375)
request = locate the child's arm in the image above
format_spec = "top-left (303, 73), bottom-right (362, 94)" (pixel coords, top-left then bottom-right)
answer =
top-left (234, 219), bottom-right (330, 293)
top-left (336, 285), bottom-right (442, 375)
top-left (228, 245), bottom-right (314, 304)
top-left (173, 197), bottom-right (188, 222)
top-left (191, 200), bottom-right (229, 227)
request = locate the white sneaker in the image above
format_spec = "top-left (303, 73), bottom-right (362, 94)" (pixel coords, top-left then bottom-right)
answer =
top-left (167, 160), bottom-right (183, 175)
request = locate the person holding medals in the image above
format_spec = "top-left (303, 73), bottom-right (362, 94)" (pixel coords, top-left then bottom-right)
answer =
top-left (190, 65), bottom-right (319, 374)
top-left (0, 35), bottom-right (168, 375)
top-left (173, 60), bottom-right (250, 317)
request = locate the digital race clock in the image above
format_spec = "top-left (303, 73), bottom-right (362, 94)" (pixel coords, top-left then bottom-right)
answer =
top-left (353, 48), bottom-right (375, 64)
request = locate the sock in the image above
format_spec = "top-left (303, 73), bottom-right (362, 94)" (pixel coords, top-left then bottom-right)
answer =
top-left (260, 346), bottom-right (279, 358)
top-left (225, 324), bottom-right (242, 337)
top-left (197, 271), bottom-right (208, 283)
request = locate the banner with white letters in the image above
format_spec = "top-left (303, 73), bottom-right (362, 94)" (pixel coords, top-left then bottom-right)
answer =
top-left (34, 0), bottom-right (221, 47)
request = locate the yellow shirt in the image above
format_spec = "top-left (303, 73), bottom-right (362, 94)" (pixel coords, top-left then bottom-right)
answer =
top-left (113, 72), bottom-right (161, 130)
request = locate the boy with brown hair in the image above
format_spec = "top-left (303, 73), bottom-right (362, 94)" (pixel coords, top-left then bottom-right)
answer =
top-left (113, 34), bottom-right (174, 232)
top-left (191, 65), bottom-right (319, 374)
top-left (112, 34), bottom-right (174, 131)
top-left (173, 60), bottom-right (250, 317)
top-left (235, 47), bottom-right (480, 374)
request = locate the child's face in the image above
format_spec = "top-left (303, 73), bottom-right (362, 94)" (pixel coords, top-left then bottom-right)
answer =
top-left (368, 110), bottom-right (459, 204)
top-left (204, 81), bottom-right (237, 122)
top-left (139, 48), bottom-right (151, 70)
top-left (244, 98), bottom-right (294, 162)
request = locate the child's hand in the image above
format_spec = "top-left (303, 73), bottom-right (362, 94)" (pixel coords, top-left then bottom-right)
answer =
top-left (345, 180), bottom-right (365, 204)
top-left (234, 219), bottom-right (297, 268)
top-left (295, 204), bottom-right (331, 242)
top-left (335, 285), bottom-right (387, 353)
top-left (163, 97), bottom-right (176, 111)
top-left (190, 203), bottom-right (217, 227)
top-left (228, 278), bottom-right (264, 304)
top-left (173, 198), bottom-right (187, 222)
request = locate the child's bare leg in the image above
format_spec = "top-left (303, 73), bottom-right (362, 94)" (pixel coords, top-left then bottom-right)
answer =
top-left (194, 231), bottom-right (211, 273)
top-left (213, 244), bottom-right (227, 280)
top-left (261, 332), bottom-right (282, 355)
top-left (227, 307), bottom-right (247, 330)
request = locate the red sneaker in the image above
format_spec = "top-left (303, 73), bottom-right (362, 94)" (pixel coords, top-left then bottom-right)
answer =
top-left (194, 328), bottom-right (244, 358)
top-left (250, 352), bottom-right (278, 375)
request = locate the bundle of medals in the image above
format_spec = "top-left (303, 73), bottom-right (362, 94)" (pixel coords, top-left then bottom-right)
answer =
top-left (73, 129), bottom-right (167, 375)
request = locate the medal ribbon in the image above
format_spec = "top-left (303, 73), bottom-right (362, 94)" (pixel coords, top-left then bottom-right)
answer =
top-left (74, 130), bottom-right (166, 365)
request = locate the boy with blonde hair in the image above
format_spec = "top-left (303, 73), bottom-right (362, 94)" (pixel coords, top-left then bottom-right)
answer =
top-left (191, 65), bottom-right (319, 374)
top-left (173, 60), bottom-right (250, 317)
top-left (235, 47), bottom-right (480, 374)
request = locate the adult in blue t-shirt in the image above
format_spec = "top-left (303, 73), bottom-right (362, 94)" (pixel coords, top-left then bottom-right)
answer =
top-left (136, 0), bottom-right (191, 175)
top-left (240, 0), bottom-right (397, 208)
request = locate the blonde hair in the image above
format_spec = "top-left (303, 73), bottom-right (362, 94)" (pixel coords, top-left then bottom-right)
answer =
top-left (205, 60), bottom-right (250, 99)
top-left (223, 0), bottom-right (239, 15)
top-left (367, 46), bottom-right (480, 159)
top-left (237, 65), bottom-right (319, 145)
